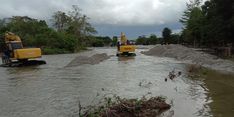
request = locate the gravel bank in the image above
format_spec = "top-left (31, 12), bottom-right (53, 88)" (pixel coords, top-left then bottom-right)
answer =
top-left (142, 44), bottom-right (234, 73)
top-left (66, 53), bottom-right (112, 67)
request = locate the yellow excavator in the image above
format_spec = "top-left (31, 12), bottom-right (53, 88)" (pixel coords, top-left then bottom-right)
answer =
top-left (1, 32), bottom-right (46, 67)
top-left (116, 32), bottom-right (136, 56)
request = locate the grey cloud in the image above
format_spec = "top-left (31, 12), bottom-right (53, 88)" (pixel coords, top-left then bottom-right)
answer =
top-left (0, 0), bottom-right (189, 37)
top-left (81, 0), bottom-right (188, 26)
top-left (0, 0), bottom-right (188, 25)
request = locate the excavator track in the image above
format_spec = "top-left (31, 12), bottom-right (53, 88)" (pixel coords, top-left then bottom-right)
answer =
top-left (1, 59), bottom-right (46, 67)
top-left (116, 52), bottom-right (136, 57)
top-left (1, 53), bottom-right (46, 67)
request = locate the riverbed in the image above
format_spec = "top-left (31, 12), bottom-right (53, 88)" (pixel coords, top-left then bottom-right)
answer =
top-left (0, 47), bottom-right (233, 117)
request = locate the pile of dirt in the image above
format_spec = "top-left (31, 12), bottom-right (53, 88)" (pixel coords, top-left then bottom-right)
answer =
top-left (81, 97), bottom-right (171, 117)
top-left (66, 53), bottom-right (111, 67)
top-left (142, 44), bottom-right (234, 73)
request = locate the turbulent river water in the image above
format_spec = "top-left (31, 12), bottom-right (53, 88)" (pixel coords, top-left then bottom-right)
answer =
top-left (0, 47), bottom-right (233, 117)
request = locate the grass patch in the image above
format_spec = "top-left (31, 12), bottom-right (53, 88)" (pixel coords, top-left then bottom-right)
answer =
top-left (186, 64), bottom-right (210, 78)
top-left (186, 63), bottom-right (234, 79)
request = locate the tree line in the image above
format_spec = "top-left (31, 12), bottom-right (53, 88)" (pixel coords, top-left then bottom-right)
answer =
top-left (135, 28), bottom-right (180, 45)
top-left (0, 5), bottom-right (112, 54)
top-left (180, 0), bottom-right (234, 47)
top-left (137, 0), bottom-right (233, 47)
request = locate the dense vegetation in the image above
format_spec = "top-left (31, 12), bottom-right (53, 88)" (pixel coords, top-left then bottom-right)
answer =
top-left (0, 6), bottom-right (113, 54)
top-left (136, 34), bottom-right (158, 45)
top-left (91, 36), bottom-right (112, 47)
top-left (180, 0), bottom-right (234, 47)
top-left (137, 0), bottom-right (233, 47)
top-left (135, 29), bottom-right (180, 45)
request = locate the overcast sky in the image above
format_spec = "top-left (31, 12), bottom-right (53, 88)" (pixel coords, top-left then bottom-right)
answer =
top-left (0, 0), bottom-right (191, 38)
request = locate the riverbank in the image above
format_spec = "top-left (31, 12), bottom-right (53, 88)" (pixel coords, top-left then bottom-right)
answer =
top-left (142, 44), bottom-right (234, 74)
top-left (186, 65), bottom-right (234, 117)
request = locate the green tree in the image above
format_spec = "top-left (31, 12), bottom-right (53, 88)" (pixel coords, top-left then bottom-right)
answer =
top-left (180, 0), bottom-right (203, 47)
top-left (67, 5), bottom-right (97, 46)
top-left (188, 7), bottom-right (203, 46)
top-left (180, 0), bottom-right (234, 47)
top-left (52, 11), bottom-right (71, 32)
top-left (0, 19), bottom-right (3, 29)
top-left (0, 16), bottom-right (81, 54)
top-left (148, 34), bottom-right (158, 45)
top-left (0, 32), bottom-right (4, 52)
top-left (171, 34), bottom-right (181, 44)
top-left (201, 0), bottom-right (234, 46)
top-left (4, 16), bottom-right (50, 45)
top-left (180, 0), bottom-right (201, 26)
top-left (136, 35), bottom-right (147, 45)
top-left (136, 34), bottom-right (158, 45)
top-left (95, 36), bottom-right (112, 46)
top-left (0, 6), bottom-right (97, 54)
top-left (162, 27), bottom-right (172, 44)
top-left (112, 36), bottom-right (118, 46)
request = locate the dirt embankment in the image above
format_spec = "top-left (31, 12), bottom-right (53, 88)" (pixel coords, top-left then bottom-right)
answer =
top-left (142, 44), bottom-right (234, 73)
top-left (66, 53), bottom-right (112, 67)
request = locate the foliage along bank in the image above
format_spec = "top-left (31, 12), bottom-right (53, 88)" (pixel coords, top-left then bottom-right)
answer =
top-left (0, 6), bottom-right (105, 54)
top-left (180, 0), bottom-right (234, 47)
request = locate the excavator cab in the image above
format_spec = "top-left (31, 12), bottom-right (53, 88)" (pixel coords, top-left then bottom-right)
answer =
top-left (7, 42), bottom-right (23, 49)
top-left (116, 32), bottom-right (136, 57)
top-left (1, 32), bottom-right (46, 67)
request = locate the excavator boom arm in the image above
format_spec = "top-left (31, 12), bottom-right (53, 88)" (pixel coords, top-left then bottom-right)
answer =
top-left (4, 32), bottom-right (22, 42)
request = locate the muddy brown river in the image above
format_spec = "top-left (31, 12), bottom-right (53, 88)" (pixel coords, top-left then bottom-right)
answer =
top-left (0, 47), bottom-right (233, 117)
